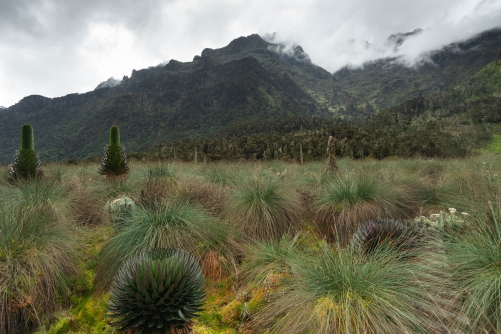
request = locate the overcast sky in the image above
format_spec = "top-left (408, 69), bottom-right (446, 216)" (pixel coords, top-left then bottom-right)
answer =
top-left (1, 0), bottom-right (500, 108)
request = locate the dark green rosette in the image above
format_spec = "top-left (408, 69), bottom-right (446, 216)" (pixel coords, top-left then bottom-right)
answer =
top-left (107, 248), bottom-right (205, 333)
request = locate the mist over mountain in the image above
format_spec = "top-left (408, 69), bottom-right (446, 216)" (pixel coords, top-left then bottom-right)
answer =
top-left (0, 27), bottom-right (500, 163)
top-left (386, 28), bottom-right (424, 49)
top-left (331, 27), bottom-right (501, 114)
top-left (95, 77), bottom-right (122, 90)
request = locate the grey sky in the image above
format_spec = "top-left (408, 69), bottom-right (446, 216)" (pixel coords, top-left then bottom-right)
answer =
top-left (1, 0), bottom-right (500, 107)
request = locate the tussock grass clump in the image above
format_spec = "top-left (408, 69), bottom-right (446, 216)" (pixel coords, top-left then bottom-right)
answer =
top-left (444, 159), bottom-right (501, 214)
top-left (227, 178), bottom-right (303, 240)
top-left (239, 234), bottom-right (302, 286)
top-left (445, 203), bottom-right (501, 333)
top-left (0, 201), bottom-right (80, 333)
top-left (175, 178), bottom-right (227, 216)
top-left (89, 163), bottom-right (143, 201)
top-left (255, 242), bottom-right (452, 334)
top-left (4, 178), bottom-right (74, 224)
top-left (95, 200), bottom-right (229, 290)
top-left (201, 163), bottom-right (240, 186)
top-left (69, 184), bottom-right (106, 225)
top-left (139, 163), bottom-right (178, 207)
top-left (314, 173), bottom-right (412, 243)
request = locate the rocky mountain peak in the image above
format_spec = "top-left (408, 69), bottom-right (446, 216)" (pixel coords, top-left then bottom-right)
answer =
top-left (387, 28), bottom-right (423, 49)
top-left (200, 34), bottom-right (270, 58)
top-left (95, 77), bottom-right (122, 90)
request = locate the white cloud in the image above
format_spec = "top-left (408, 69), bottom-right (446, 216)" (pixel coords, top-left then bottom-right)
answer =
top-left (0, 0), bottom-right (500, 107)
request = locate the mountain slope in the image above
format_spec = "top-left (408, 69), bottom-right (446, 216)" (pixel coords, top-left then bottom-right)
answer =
top-left (332, 28), bottom-right (501, 116)
top-left (1, 29), bottom-right (500, 163)
top-left (0, 35), bottom-right (333, 163)
top-left (150, 60), bottom-right (501, 161)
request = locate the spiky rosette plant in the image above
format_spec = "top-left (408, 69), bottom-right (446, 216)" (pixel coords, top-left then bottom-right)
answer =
top-left (99, 126), bottom-right (129, 177)
top-left (107, 248), bottom-right (205, 334)
top-left (351, 219), bottom-right (421, 256)
top-left (8, 124), bottom-right (43, 180)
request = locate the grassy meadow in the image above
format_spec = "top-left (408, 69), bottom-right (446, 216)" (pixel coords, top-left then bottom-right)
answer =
top-left (2, 154), bottom-right (501, 333)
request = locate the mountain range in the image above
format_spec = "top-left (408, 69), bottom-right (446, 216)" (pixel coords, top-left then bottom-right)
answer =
top-left (0, 28), bottom-right (500, 163)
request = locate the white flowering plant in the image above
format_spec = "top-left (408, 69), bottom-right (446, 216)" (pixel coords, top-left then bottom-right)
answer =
top-left (105, 195), bottom-right (136, 229)
top-left (414, 207), bottom-right (468, 231)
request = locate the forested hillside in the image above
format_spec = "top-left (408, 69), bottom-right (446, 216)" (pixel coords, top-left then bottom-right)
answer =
top-left (0, 29), bottom-right (500, 163)
top-left (148, 60), bottom-right (501, 161)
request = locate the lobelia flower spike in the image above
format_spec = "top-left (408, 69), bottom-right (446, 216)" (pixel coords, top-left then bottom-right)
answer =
top-left (8, 124), bottom-right (44, 180)
top-left (324, 136), bottom-right (339, 173)
top-left (98, 126), bottom-right (130, 177)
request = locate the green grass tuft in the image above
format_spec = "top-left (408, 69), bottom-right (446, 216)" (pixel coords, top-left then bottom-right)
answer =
top-left (255, 241), bottom-right (454, 333)
top-left (445, 202), bottom-right (501, 333)
top-left (227, 178), bottom-right (303, 240)
top-left (95, 200), bottom-right (229, 290)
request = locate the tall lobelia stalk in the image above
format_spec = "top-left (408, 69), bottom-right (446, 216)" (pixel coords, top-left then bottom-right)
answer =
top-left (8, 124), bottom-right (44, 180)
top-left (324, 136), bottom-right (339, 173)
top-left (99, 126), bottom-right (130, 178)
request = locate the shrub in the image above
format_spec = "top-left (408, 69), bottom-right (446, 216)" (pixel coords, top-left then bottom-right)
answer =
top-left (8, 124), bottom-right (43, 181)
top-left (5, 177), bottom-right (74, 223)
top-left (107, 248), bottom-right (205, 334)
top-left (98, 126), bottom-right (129, 177)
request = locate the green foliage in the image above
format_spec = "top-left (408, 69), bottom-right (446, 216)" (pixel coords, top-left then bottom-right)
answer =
top-left (95, 200), bottom-right (228, 290)
top-left (4, 157), bottom-right (501, 332)
top-left (445, 203), bottom-right (501, 332)
top-left (255, 241), bottom-right (452, 333)
top-left (481, 133), bottom-right (501, 153)
top-left (107, 248), bottom-right (205, 333)
top-left (227, 178), bottom-right (302, 240)
top-left (471, 60), bottom-right (501, 96)
top-left (2, 31), bottom-right (500, 164)
top-left (314, 173), bottom-right (412, 243)
top-left (8, 124), bottom-right (43, 180)
top-left (21, 124), bottom-right (35, 150)
top-left (351, 219), bottom-right (421, 255)
top-left (109, 126), bottom-right (120, 146)
top-left (240, 234), bottom-right (302, 286)
top-left (98, 126), bottom-right (129, 177)
top-left (0, 198), bottom-right (80, 333)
